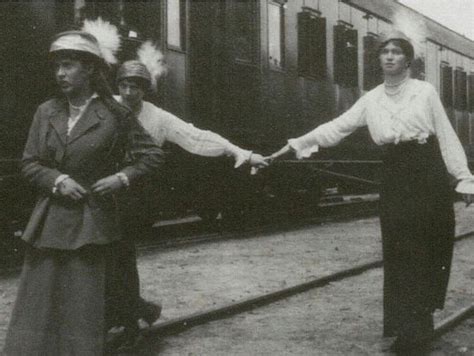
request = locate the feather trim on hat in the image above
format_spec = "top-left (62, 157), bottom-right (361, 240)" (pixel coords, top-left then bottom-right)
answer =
top-left (390, 7), bottom-right (428, 59)
top-left (82, 17), bottom-right (121, 64)
top-left (137, 40), bottom-right (168, 92)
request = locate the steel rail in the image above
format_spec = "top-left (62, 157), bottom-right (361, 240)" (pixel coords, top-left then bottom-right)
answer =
top-left (140, 230), bottom-right (474, 346)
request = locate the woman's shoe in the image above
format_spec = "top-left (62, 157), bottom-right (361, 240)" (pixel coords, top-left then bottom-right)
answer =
top-left (138, 298), bottom-right (162, 326)
top-left (389, 335), bottom-right (431, 353)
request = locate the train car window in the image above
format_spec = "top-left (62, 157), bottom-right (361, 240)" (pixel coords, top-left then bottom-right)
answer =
top-left (468, 74), bottom-right (474, 113)
top-left (268, 1), bottom-right (285, 69)
top-left (454, 69), bottom-right (467, 111)
top-left (363, 33), bottom-right (381, 90)
top-left (167, 0), bottom-right (186, 51)
top-left (440, 64), bottom-right (453, 108)
top-left (334, 24), bottom-right (358, 87)
top-left (67, 1), bottom-right (162, 41)
top-left (297, 8), bottom-right (326, 80)
top-left (232, 0), bottom-right (259, 64)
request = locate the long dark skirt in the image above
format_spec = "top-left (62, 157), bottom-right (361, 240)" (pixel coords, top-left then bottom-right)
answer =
top-left (3, 243), bottom-right (130, 356)
top-left (380, 137), bottom-right (455, 337)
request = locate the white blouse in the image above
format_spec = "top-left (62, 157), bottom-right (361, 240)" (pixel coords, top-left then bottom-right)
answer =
top-left (115, 97), bottom-right (252, 168)
top-left (288, 79), bottom-right (474, 194)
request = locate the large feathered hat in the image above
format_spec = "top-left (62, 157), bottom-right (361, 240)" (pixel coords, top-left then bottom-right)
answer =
top-left (50, 17), bottom-right (121, 65)
top-left (379, 7), bottom-right (428, 60)
top-left (116, 40), bottom-right (168, 92)
top-left (378, 29), bottom-right (414, 60)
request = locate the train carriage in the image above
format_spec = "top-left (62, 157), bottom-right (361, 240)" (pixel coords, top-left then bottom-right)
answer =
top-left (1, 0), bottom-right (474, 262)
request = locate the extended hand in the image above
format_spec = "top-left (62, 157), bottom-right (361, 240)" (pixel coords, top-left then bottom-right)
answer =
top-left (249, 153), bottom-right (269, 168)
top-left (92, 175), bottom-right (124, 196)
top-left (58, 177), bottom-right (87, 201)
top-left (463, 194), bottom-right (474, 207)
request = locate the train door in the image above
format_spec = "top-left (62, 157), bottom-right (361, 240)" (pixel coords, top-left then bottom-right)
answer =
top-left (187, 0), bottom-right (263, 222)
top-left (0, 2), bottom-right (59, 264)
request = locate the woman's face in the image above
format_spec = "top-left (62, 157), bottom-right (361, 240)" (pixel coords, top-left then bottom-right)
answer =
top-left (379, 41), bottom-right (409, 76)
top-left (118, 78), bottom-right (145, 108)
top-left (54, 58), bottom-right (92, 98)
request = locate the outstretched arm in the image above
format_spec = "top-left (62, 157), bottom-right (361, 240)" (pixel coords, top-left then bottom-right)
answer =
top-left (270, 95), bottom-right (368, 160)
top-left (157, 110), bottom-right (267, 168)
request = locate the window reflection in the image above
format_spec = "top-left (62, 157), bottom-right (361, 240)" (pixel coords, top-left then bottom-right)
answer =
top-left (268, 2), bottom-right (284, 68)
top-left (72, 0), bottom-right (161, 41)
top-left (167, 0), bottom-right (185, 50)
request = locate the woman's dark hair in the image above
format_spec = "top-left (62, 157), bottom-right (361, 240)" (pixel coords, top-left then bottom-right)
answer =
top-left (118, 76), bottom-right (150, 93)
top-left (379, 39), bottom-right (415, 63)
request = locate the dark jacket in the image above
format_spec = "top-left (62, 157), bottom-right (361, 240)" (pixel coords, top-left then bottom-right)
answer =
top-left (21, 96), bottom-right (163, 249)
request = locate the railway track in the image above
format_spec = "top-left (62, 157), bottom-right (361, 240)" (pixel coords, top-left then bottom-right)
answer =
top-left (132, 229), bottom-right (474, 354)
top-left (137, 195), bottom-right (380, 252)
top-left (0, 196), bottom-right (379, 276)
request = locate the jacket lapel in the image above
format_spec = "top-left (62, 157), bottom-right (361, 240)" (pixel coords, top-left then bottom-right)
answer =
top-left (67, 99), bottom-right (102, 144)
top-left (48, 100), bottom-right (69, 145)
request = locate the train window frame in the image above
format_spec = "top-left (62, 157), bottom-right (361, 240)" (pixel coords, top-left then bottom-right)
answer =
top-left (297, 7), bottom-right (327, 80)
top-left (166, 0), bottom-right (186, 52)
top-left (333, 21), bottom-right (359, 88)
top-left (468, 74), bottom-right (474, 113)
top-left (268, 0), bottom-right (286, 70)
top-left (440, 62), bottom-right (453, 108)
top-left (362, 32), bottom-right (381, 91)
top-left (231, 0), bottom-right (260, 65)
top-left (67, 1), bottom-right (163, 43)
top-left (454, 67), bottom-right (467, 111)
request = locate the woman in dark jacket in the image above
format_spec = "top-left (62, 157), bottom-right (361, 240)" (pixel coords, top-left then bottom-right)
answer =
top-left (270, 30), bottom-right (474, 351)
top-left (3, 29), bottom-right (163, 355)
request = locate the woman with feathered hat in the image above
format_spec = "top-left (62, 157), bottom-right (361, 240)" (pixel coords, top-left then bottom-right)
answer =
top-left (110, 41), bottom-right (268, 348)
top-left (3, 20), bottom-right (163, 355)
top-left (269, 28), bottom-right (474, 351)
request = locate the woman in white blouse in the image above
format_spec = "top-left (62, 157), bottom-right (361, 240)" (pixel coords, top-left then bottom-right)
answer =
top-left (111, 60), bottom-right (267, 350)
top-left (270, 30), bottom-right (474, 351)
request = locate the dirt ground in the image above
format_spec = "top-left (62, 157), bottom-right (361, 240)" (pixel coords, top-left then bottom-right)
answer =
top-left (0, 202), bottom-right (473, 354)
top-left (141, 230), bottom-right (474, 355)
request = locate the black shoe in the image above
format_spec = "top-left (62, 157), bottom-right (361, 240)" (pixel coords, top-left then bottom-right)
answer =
top-left (114, 325), bottom-right (143, 354)
top-left (105, 325), bottom-right (139, 355)
top-left (389, 335), bottom-right (431, 353)
top-left (138, 299), bottom-right (162, 326)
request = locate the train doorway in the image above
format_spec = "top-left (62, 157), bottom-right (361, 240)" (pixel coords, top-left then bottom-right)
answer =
top-left (187, 0), bottom-right (264, 223)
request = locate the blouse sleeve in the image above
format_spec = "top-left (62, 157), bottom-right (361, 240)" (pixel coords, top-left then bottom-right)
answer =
top-left (288, 95), bottom-right (368, 159)
top-left (160, 111), bottom-right (252, 168)
top-left (429, 85), bottom-right (474, 194)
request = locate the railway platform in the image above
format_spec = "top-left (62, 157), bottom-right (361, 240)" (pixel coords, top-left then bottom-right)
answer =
top-left (0, 202), bottom-right (473, 354)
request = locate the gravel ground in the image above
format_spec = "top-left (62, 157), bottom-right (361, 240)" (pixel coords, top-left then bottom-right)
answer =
top-left (140, 232), bottom-right (474, 355)
top-left (0, 202), bottom-right (473, 354)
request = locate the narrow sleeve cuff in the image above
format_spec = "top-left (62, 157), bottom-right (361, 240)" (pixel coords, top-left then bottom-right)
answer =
top-left (52, 174), bottom-right (69, 193)
top-left (455, 177), bottom-right (474, 194)
top-left (288, 138), bottom-right (319, 160)
top-left (232, 148), bottom-right (252, 168)
top-left (115, 172), bottom-right (130, 188)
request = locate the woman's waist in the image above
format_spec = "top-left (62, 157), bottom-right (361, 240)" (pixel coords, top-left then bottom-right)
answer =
top-left (382, 135), bottom-right (439, 155)
top-left (381, 136), bottom-right (445, 167)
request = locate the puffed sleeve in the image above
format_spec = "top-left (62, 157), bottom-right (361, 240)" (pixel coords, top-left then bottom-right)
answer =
top-left (160, 111), bottom-right (252, 168)
top-left (429, 85), bottom-right (474, 194)
top-left (288, 95), bottom-right (368, 159)
top-left (21, 106), bottom-right (63, 193)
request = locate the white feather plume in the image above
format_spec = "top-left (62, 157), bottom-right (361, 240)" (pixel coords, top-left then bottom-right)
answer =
top-left (391, 7), bottom-right (428, 58)
top-left (137, 40), bottom-right (168, 91)
top-left (82, 17), bottom-right (121, 64)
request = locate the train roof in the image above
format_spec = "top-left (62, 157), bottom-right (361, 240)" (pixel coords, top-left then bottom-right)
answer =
top-left (345, 0), bottom-right (474, 59)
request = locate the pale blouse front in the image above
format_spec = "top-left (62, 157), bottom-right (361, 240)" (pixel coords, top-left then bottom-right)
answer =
top-left (115, 97), bottom-right (252, 167)
top-left (288, 79), bottom-right (474, 194)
